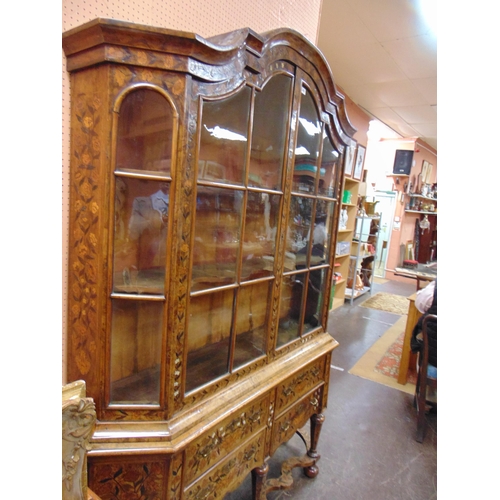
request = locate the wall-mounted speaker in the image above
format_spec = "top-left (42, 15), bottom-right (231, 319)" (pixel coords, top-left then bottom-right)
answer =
top-left (393, 150), bottom-right (414, 175)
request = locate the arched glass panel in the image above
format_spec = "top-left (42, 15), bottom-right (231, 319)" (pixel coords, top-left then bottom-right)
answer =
top-left (293, 88), bottom-right (322, 195)
top-left (110, 88), bottom-right (174, 405)
top-left (198, 87), bottom-right (251, 184)
top-left (319, 130), bottom-right (340, 198)
top-left (116, 88), bottom-right (173, 174)
top-left (249, 74), bottom-right (292, 190)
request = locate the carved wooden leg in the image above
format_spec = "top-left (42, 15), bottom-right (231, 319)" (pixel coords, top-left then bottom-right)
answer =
top-left (304, 413), bottom-right (325, 478)
top-left (252, 463), bottom-right (269, 500)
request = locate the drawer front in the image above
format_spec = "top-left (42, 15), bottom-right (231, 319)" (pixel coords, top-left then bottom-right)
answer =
top-left (184, 393), bottom-right (270, 485)
top-left (271, 386), bottom-right (323, 455)
top-left (184, 429), bottom-right (266, 500)
top-left (88, 455), bottom-right (169, 500)
top-left (274, 357), bottom-right (325, 416)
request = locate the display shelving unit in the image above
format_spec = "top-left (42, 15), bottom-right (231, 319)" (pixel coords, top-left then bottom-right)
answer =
top-left (331, 176), bottom-right (360, 310)
top-left (345, 214), bottom-right (380, 304)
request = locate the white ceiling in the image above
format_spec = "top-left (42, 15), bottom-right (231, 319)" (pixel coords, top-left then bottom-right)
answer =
top-left (317, 0), bottom-right (437, 151)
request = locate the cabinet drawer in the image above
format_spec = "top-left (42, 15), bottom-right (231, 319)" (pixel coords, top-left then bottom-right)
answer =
top-left (271, 386), bottom-right (323, 455)
top-left (184, 429), bottom-right (266, 500)
top-left (274, 357), bottom-right (325, 416)
top-left (184, 393), bottom-right (270, 485)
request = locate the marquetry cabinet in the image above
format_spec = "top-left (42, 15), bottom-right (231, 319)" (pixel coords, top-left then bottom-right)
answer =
top-left (63, 18), bottom-right (356, 500)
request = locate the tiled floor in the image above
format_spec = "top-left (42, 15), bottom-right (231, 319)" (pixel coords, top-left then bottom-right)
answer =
top-left (225, 279), bottom-right (437, 499)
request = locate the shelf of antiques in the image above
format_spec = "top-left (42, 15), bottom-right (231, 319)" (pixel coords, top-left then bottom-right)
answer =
top-left (63, 18), bottom-right (357, 500)
top-left (331, 176), bottom-right (360, 309)
top-left (404, 183), bottom-right (437, 263)
top-left (344, 215), bottom-right (380, 304)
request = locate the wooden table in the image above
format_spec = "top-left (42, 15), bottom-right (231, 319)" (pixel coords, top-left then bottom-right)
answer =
top-left (397, 292), bottom-right (422, 385)
top-left (394, 264), bottom-right (437, 290)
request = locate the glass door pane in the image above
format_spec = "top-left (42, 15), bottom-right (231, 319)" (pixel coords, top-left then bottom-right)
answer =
top-left (186, 289), bottom-right (233, 392)
top-left (249, 74), bottom-right (292, 190)
top-left (233, 281), bottom-right (270, 368)
top-left (191, 186), bottom-right (243, 293)
top-left (241, 191), bottom-right (280, 281)
top-left (116, 88), bottom-right (173, 174)
top-left (110, 299), bottom-right (163, 404)
top-left (319, 130), bottom-right (340, 198)
top-left (113, 177), bottom-right (170, 295)
top-left (293, 88), bottom-right (322, 195)
top-left (198, 87), bottom-right (251, 185)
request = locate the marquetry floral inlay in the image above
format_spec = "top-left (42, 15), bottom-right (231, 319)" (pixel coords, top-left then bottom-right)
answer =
top-left (70, 92), bottom-right (102, 376)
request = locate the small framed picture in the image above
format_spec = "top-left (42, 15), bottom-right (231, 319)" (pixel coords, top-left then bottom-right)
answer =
top-left (353, 144), bottom-right (366, 180)
top-left (421, 160), bottom-right (433, 184)
top-left (344, 143), bottom-right (356, 177)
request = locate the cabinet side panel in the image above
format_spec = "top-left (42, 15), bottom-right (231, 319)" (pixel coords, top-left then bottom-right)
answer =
top-left (66, 65), bottom-right (113, 407)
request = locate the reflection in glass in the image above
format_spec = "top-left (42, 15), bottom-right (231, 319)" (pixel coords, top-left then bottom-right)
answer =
top-left (277, 273), bottom-right (304, 346)
top-left (110, 299), bottom-right (163, 404)
top-left (233, 282), bottom-right (270, 368)
top-left (319, 130), bottom-right (340, 198)
top-left (186, 290), bottom-right (233, 392)
top-left (113, 177), bottom-right (169, 294)
top-left (191, 186), bottom-right (243, 292)
top-left (312, 200), bottom-right (335, 264)
top-left (116, 88), bottom-right (173, 173)
top-left (241, 191), bottom-right (280, 281)
top-left (199, 86), bottom-right (251, 184)
top-left (293, 88), bottom-right (322, 194)
top-left (287, 196), bottom-right (313, 260)
top-left (249, 75), bottom-right (292, 190)
top-left (302, 267), bottom-right (327, 334)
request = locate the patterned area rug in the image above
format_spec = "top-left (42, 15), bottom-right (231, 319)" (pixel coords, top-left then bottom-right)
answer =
top-left (349, 316), bottom-right (416, 394)
top-left (360, 292), bottom-right (409, 315)
top-left (374, 331), bottom-right (417, 385)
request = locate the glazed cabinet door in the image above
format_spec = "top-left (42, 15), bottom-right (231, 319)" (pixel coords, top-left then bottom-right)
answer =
top-left (110, 87), bottom-right (177, 406)
top-left (185, 73), bottom-right (294, 394)
top-left (277, 80), bottom-right (341, 348)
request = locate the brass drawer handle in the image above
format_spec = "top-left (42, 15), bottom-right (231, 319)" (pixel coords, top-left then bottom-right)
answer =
top-left (280, 422), bottom-right (290, 433)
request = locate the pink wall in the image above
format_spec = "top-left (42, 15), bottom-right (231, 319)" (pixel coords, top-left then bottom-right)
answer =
top-left (341, 88), bottom-right (371, 147)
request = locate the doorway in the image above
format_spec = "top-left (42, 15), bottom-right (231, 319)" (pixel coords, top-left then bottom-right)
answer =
top-left (372, 191), bottom-right (396, 278)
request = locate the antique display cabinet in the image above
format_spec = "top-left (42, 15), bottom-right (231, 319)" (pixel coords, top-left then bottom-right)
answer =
top-left (63, 18), bottom-right (356, 499)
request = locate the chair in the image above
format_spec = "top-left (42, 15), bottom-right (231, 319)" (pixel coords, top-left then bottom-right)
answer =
top-left (414, 314), bottom-right (437, 443)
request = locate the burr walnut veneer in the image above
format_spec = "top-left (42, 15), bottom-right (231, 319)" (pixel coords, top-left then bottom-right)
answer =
top-left (63, 18), bottom-right (356, 499)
